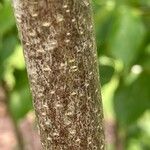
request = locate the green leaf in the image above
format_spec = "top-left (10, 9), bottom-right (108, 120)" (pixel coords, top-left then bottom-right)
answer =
top-left (5, 44), bottom-right (25, 69)
top-left (9, 69), bottom-right (33, 121)
top-left (9, 88), bottom-right (33, 121)
top-left (0, 34), bottom-right (18, 63)
top-left (0, 64), bottom-right (4, 80)
top-left (108, 6), bottom-right (146, 68)
top-left (0, 2), bottom-right (15, 35)
top-left (99, 65), bottom-right (114, 86)
top-left (13, 69), bottom-right (29, 90)
top-left (114, 72), bottom-right (150, 126)
top-left (138, 44), bottom-right (150, 72)
top-left (94, 1), bottom-right (115, 55)
top-left (139, 0), bottom-right (150, 7)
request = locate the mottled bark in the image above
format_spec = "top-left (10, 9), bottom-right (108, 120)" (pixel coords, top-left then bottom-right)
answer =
top-left (12, 0), bottom-right (105, 149)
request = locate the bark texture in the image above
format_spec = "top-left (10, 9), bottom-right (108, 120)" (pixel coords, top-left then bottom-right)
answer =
top-left (12, 0), bottom-right (105, 149)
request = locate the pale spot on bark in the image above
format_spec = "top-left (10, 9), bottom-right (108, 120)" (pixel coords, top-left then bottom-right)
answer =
top-left (29, 30), bottom-right (36, 37)
top-left (71, 18), bottom-right (76, 22)
top-left (42, 21), bottom-right (51, 27)
top-left (66, 32), bottom-right (71, 36)
top-left (53, 131), bottom-right (59, 137)
top-left (50, 91), bottom-right (55, 94)
top-left (66, 9), bottom-right (70, 13)
top-left (45, 39), bottom-right (58, 51)
top-left (56, 14), bottom-right (64, 22)
top-left (69, 59), bottom-right (75, 63)
top-left (64, 39), bottom-right (70, 43)
top-left (47, 137), bottom-right (52, 141)
top-left (63, 5), bottom-right (68, 8)
top-left (70, 92), bottom-right (76, 96)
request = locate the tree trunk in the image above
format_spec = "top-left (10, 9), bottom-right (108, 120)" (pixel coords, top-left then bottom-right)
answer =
top-left (12, 0), bottom-right (105, 149)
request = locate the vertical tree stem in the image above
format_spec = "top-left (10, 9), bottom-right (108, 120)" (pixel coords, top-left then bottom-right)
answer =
top-left (2, 82), bottom-right (24, 150)
top-left (12, 0), bottom-right (105, 149)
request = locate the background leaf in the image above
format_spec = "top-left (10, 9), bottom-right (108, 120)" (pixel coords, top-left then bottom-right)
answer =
top-left (108, 6), bottom-right (146, 68)
top-left (0, 2), bottom-right (15, 35)
top-left (99, 64), bottom-right (114, 85)
top-left (9, 69), bottom-right (33, 121)
top-left (114, 72), bottom-right (150, 126)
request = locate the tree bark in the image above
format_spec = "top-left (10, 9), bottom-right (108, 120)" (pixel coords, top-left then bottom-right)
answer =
top-left (12, 0), bottom-right (105, 149)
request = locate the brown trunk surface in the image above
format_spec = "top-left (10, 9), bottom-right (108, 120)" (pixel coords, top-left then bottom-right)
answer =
top-left (12, 0), bottom-right (105, 149)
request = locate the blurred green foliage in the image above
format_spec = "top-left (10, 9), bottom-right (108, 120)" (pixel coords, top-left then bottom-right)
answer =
top-left (0, 0), bottom-right (150, 149)
top-left (0, 0), bottom-right (32, 121)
